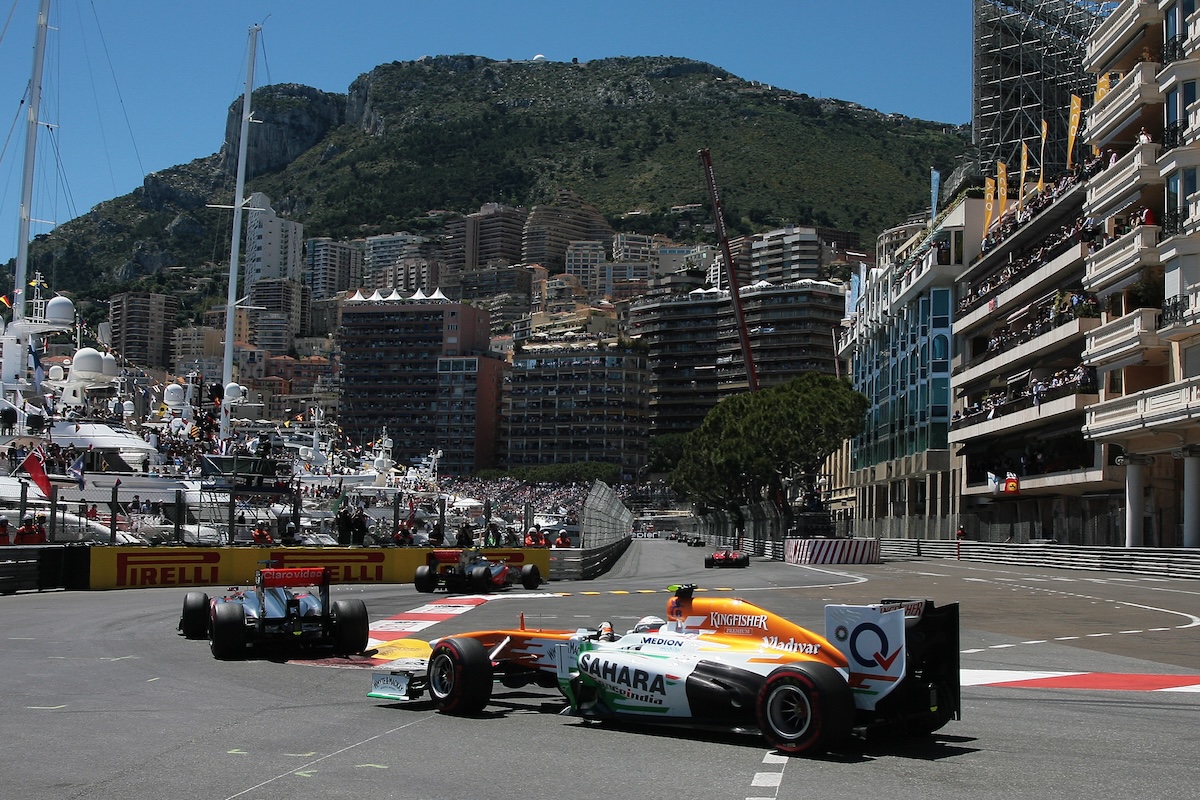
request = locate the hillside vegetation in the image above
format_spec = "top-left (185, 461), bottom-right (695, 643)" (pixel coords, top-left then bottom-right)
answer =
top-left (10, 55), bottom-right (968, 319)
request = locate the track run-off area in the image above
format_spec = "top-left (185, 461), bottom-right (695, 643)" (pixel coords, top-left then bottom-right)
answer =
top-left (4, 537), bottom-right (1199, 800)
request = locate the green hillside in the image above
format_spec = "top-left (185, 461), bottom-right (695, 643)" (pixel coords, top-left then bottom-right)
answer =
top-left (10, 54), bottom-right (968, 320)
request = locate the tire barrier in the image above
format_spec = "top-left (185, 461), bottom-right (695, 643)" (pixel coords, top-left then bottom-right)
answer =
top-left (784, 537), bottom-right (881, 565)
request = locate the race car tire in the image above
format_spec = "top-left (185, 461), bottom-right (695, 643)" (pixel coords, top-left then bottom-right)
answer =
top-left (414, 565), bottom-right (437, 593)
top-left (519, 563), bottom-right (541, 590)
top-left (469, 565), bottom-right (491, 593)
top-left (704, 556), bottom-right (714, 568)
top-left (756, 662), bottom-right (854, 756)
top-left (209, 602), bottom-right (247, 660)
top-left (331, 599), bottom-right (369, 655)
top-left (180, 592), bottom-right (210, 639)
top-left (428, 637), bottom-right (492, 715)
top-left (740, 555), bottom-right (751, 568)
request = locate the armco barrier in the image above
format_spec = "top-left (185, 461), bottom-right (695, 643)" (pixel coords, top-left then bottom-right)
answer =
top-left (547, 538), bottom-right (631, 580)
top-left (879, 539), bottom-right (1200, 580)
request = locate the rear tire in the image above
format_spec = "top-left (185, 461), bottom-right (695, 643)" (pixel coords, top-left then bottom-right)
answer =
top-left (331, 598), bottom-right (369, 655)
top-left (427, 637), bottom-right (492, 715)
top-left (469, 565), bottom-right (491, 593)
top-left (740, 555), bottom-right (751, 567)
top-left (414, 565), bottom-right (437, 593)
top-left (704, 555), bottom-right (714, 568)
top-left (755, 662), bottom-right (854, 755)
top-left (519, 563), bottom-right (541, 590)
top-left (180, 592), bottom-right (210, 639)
top-left (209, 602), bottom-right (247, 660)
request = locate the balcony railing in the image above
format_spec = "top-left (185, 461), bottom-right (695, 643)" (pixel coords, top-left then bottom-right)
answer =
top-left (1164, 34), bottom-right (1187, 66)
top-left (1162, 293), bottom-right (1190, 326)
top-left (1163, 119), bottom-right (1187, 154)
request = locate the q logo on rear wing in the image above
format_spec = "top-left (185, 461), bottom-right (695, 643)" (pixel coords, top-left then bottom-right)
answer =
top-left (824, 604), bottom-right (908, 711)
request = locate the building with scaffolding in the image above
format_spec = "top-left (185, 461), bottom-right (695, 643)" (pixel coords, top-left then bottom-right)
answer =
top-left (972, 0), bottom-right (1119, 173)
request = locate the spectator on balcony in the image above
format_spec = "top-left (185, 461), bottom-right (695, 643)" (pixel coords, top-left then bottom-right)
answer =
top-left (1138, 127), bottom-right (1152, 144)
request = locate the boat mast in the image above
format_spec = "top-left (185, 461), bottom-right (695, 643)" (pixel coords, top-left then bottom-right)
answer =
top-left (219, 23), bottom-right (260, 442)
top-left (13, 0), bottom-right (52, 324)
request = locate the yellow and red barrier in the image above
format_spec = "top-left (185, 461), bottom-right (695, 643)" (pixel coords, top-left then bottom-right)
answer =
top-left (87, 547), bottom-right (551, 591)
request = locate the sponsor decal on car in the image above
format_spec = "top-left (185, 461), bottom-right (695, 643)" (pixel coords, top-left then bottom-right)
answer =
top-left (116, 550), bottom-right (220, 587)
top-left (709, 612), bottom-right (768, 630)
top-left (580, 652), bottom-right (667, 703)
top-left (639, 636), bottom-right (684, 647)
top-left (761, 635), bottom-right (821, 655)
top-left (269, 549), bottom-right (386, 582)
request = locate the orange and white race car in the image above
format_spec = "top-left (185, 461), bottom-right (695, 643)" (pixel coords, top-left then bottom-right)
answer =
top-left (369, 584), bottom-right (960, 755)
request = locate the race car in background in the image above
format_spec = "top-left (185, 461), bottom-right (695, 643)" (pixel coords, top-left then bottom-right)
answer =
top-left (414, 548), bottom-right (542, 594)
top-left (705, 549), bottom-right (750, 568)
top-left (369, 584), bottom-right (960, 756)
top-left (178, 566), bottom-right (369, 660)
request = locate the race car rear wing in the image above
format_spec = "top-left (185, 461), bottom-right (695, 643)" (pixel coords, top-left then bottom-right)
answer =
top-left (257, 567), bottom-right (330, 588)
top-left (825, 599), bottom-right (960, 730)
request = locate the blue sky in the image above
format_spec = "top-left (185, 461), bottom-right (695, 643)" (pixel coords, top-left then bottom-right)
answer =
top-left (0, 0), bottom-right (971, 269)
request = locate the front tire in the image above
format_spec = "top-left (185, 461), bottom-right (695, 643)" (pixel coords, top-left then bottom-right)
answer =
top-left (427, 637), bottom-right (492, 715)
top-left (331, 598), bottom-right (369, 655)
top-left (209, 602), bottom-right (247, 660)
top-left (519, 563), bottom-right (541, 590)
top-left (180, 592), bottom-right (210, 639)
top-left (755, 662), bottom-right (854, 755)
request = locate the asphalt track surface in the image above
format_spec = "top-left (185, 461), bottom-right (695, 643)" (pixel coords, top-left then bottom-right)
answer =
top-left (4, 539), bottom-right (1200, 800)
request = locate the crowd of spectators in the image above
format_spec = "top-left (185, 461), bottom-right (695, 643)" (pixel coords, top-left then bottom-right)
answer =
top-left (955, 364), bottom-right (1099, 423)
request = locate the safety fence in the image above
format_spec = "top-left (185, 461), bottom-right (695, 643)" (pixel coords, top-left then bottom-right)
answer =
top-left (878, 539), bottom-right (1200, 580)
top-left (579, 480), bottom-right (634, 548)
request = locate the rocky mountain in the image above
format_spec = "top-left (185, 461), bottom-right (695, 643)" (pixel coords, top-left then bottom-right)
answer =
top-left (12, 55), bottom-right (969, 314)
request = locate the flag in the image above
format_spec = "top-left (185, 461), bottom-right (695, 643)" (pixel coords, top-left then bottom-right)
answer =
top-left (1038, 120), bottom-right (1048, 194)
top-left (28, 343), bottom-right (44, 390)
top-left (0, 295), bottom-right (10, 308)
top-left (930, 167), bottom-right (941, 225)
top-left (983, 178), bottom-right (996, 238)
top-left (1004, 472), bottom-right (1021, 495)
top-left (329, 479), bottom-right (346, 511)
top-left (1067, 94), bottom-right (1082, 170)
top-left (21, 446), bottom-right (52, 497)
top-left (987, 472), bottom-right (1000, 495)
top-left (996, 161), bottom-right (1008, 219)
top-left (69, 456), bottom-right (86, 490)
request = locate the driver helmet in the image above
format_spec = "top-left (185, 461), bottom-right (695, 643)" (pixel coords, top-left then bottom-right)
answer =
top-left (631, 615), bottom-right (665, 633)
top-left (23, 514), bottom-right (34, 523)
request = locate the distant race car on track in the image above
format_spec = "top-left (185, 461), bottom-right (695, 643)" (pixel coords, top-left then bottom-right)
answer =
top-left (414, 548), bottom-right (542, 594)
top-left (369, 584), bottom-right (960, 756)
top-left (178, 566), bottom-right (369, 660)
top-left (705, 549), bottom-right (750, 568)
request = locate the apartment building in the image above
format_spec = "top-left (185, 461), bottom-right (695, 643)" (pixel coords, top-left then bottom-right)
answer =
top-left (109, 292), bottom-right (179, 370)
top-left (631, 280), bottom-right (845, 436)
top-left (840, 195), bottom-right (981, 538)
top-left (337, 297), bottom-right (505, 476)
top-left (503, 344), bottom-right (650, 478)
top-left (1078, 0), bottom-right (1200, 548)
top-left (443, 203), bottom-right (528, 273)
top-left (305, 237), bottom-right (364, 301)
top-left (521, 189), bottom-right (614, 273)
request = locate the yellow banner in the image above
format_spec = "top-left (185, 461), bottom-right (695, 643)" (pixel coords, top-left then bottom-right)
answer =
top-left (1067, 95), bottom-right (1082, 170)
top-left (983, 177), bottom-right (996, 238)
top-left (1019, 143), bottom-right (1029, 213)
top-left (1038, 120), bottom-right (1048, 193)
top-left (1095, 73), bottom-right (1111, 105)
top-left (997, 161), bottom-right (1008, 219)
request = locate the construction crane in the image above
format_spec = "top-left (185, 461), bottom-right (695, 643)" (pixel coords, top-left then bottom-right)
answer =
top-left (699, 148), bottom-right (759, 392)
